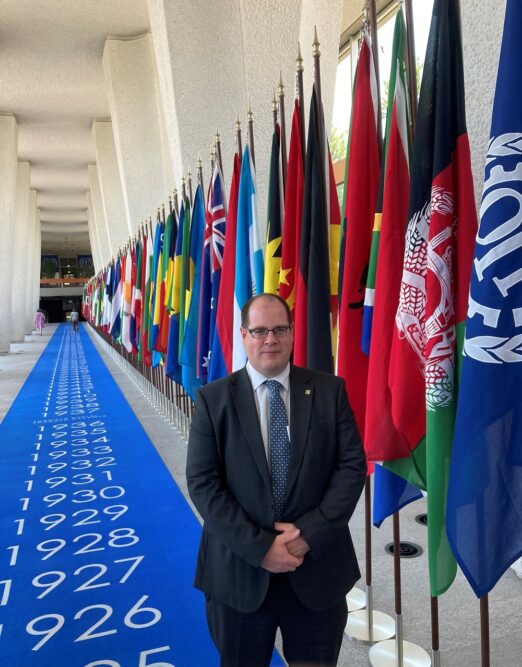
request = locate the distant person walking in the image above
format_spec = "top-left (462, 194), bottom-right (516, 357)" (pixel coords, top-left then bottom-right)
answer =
top-left (70, 308), bottom-right (79, 333)
top-left (34, 310), bottom-right (46, 335)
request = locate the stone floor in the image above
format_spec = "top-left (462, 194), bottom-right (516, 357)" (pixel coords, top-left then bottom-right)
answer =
top-left (1, 322), bottom-right (521, 666)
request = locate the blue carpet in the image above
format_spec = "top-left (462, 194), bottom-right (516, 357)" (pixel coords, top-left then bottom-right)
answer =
top-left (0, 325), bottom-right (284, 666)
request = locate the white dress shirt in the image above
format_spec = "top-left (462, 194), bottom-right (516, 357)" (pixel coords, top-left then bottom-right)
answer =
top-left (245, 361), bottom-right (291, 466)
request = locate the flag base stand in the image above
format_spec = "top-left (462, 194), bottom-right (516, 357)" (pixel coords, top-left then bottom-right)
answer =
top-left (346, 586), bottom-right (366, 612)
top-left (344, 586), bottom-right (395, 645)
top-left (369, 639), bottom-right (431, 666)
top-left (368, 614), bottom-right (431, 666)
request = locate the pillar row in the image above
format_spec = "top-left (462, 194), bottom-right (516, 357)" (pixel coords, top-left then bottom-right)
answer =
top-left (0, 114), bottom-right (18, 353)
top-left (103, 33), bottom-right (174, 234)
top-left (11, 161), bottom-right (31, 342)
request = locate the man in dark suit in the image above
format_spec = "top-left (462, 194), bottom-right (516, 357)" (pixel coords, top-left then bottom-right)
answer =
top-left (187, 293), bottom-right (366, 667)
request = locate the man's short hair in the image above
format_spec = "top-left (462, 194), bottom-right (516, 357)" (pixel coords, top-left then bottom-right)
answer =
top-left (241, 293), bottom-right (292, 328)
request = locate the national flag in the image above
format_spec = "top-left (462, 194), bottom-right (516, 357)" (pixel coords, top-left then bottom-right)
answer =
top-left (279, 99), bottom-right (305, 314)
top-left (447, 0), bottom-right (522, 598)
top-left (166, 200), bottom-right (190, 382)
top-left (336, 34), bottom-right (380, 436)
top-left (233, 145), bottom-right (264, 371)
top-left (109, 255), bottom-right (123, 340)
top-left (209, 153), bottom-right (241, 381)
top-left (364, 8), bottom-right (412, 461)
top-left (294, 86), bottom-right (334, 372)
top-left (181, 185), bottom-right (206, 399)
top-left (387, 0), bottom-right (478, 596)
top-left (131, 239), bottom-right (142, 352)
top-left (360, 10), bottom-right (422, 520)
top-left (156, 209), bottom-right (176, 353)
top-left (121, 247), bottom-right (133, 352)
top-left (199, 164), bottom-right (227, 384)
top-left (264, 123), bottom-right (284, 293)
top-left (139, 233), bottom-right (153, 367)
top-left (103, 263), bottom-right (113, 333)
top-left (150, 215), bottom-right (165, 355)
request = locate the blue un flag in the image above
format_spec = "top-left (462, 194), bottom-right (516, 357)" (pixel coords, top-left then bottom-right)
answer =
top-left (446, 0), bottom-right (522, 598)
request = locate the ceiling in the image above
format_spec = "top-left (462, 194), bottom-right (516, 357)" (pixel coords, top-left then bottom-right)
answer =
top-left (0, 0), bottom-right (372, 260)
top-left (0, 0), bottom-right (149, 257)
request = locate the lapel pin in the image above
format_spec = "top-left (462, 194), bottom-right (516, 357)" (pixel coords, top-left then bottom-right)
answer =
top-left (305, 389), bottom-right (311, 395)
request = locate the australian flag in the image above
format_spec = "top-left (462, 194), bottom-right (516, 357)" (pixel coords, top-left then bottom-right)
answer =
top-left (198, 165), bottom-right (226, 384)
top-left (447, 0), bottom-right (522, 598)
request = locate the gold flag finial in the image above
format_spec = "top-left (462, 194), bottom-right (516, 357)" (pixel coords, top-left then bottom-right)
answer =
top-left (197, 153), bottom-right (202, 169)
top-left (278, 71), bottom-right (284, 97)
top-left (272, 88), bottom-right (277, 112)
top-left (247, 100), bottom-right (253, 122)
top-left (296, 42), bottom-right (304, 72)
top-left (235, 111), bottom-right (241, 131)
top-left (313, 26), bottom-right (320, 56)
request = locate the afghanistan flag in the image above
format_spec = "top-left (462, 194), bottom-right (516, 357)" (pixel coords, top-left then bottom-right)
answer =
top-left (447, 0), bottom-right (522, 598)
top-left (387, 0), bottom-right (477, 596)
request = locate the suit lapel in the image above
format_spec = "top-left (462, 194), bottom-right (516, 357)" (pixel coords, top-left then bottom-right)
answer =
top-left (286, 365), bottom-right (314, 502)
top-left (229, 368), bottom-right (272, 491)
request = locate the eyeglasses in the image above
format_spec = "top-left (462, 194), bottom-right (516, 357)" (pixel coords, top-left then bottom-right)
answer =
top-left (247, 325), bottom-right (292, 339)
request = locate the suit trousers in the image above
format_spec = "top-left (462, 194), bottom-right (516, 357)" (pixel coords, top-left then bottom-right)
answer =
top-left (205, 573), bottom-right (348, 667)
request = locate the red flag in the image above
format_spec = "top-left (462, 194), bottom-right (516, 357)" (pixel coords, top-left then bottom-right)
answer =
top-left (279, 99), bottom-right (304, 315)
top-left (365, 15), bottom-right (412, 460)
top-left (337, 35), bottom-right (380, 437)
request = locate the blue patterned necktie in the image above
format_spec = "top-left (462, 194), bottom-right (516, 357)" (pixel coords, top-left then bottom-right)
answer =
top-left (265, 379), bottom-right (291, 521)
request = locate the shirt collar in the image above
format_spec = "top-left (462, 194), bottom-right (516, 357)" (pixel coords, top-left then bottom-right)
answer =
top-left (246, 361), bottom-right (290, 392)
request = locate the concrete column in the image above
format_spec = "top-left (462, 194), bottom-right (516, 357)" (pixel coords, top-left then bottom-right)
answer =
top-left (11, 161), bottom-right (31, 342)
top-left (146, 0), bottom-right (343, 227)
top-left (24, 189), bottom-right (38, 332)
top-left (461, 0), bottom-right (505, 210)
top-left (88, 165), bottom-right (112, 263)
top-left (0, 115), bottom-right (18, 354)
top-left (34, 211), bottom-right (41, 315)
top-left (86, 195), bottom-right (102, 273)
top-left (92, 120), bottom-right (130, 249)
top-left (103, 33), bottom-right (174, 231)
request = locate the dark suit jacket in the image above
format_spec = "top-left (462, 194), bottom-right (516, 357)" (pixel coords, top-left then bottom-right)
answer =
top-left (186, 364), bottom-right (366, 613)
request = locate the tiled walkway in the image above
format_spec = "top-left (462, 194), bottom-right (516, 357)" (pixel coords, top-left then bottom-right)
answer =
top-left (1, 323), bottom-right (521, 666)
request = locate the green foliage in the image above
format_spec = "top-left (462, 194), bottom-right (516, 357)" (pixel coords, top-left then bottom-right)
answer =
top-left (329, 127), bottom-right (348, 162)
top-left (41, 260), bottom-right (58, 278)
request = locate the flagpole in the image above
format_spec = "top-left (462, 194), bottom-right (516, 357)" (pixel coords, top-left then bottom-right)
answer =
top-left (235, 112), bottom-right (243, 161)
top-left (404, 0), bottom-right (418, 121)
top-left (368, 0), bottom-right (383, 155)
top-left (215, 129), bottom-right (224, 174)
top-left (247, 101), bottom-right (256, 167)
top-left (188, 169), bottom-right (194, 206)
top-left (296, 43), bottom-right (306, 166)
top-left (278, 72), bottom-right (288, 191)
top-left (312, 26), bottom-right (326, 167)
top-left (197, 155), bottom-right (204, 196)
